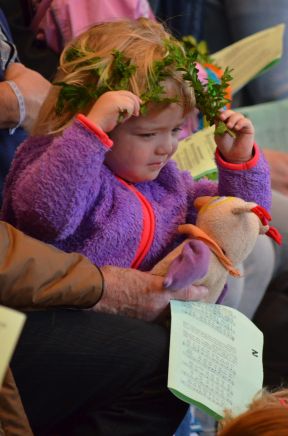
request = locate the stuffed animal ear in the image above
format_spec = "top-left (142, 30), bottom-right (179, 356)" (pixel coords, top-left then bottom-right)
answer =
top-left (194, 196), bottom-right (213, 211)
top-left (232, 205), bottom-right (251, 215)
top-left (231, 203), bottom-right (269, 235)
top-left (232, 203), bottom-right (281, 242)
top-left (232, 202), bottom-right (257, 215)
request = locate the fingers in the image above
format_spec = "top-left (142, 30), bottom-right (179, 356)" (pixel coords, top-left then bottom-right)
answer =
top-left (87, 90), bottom-right (142, 132)
top-left (116, 90), bottom-right (142, 121)
top-left (218, 110), bottom-right (254, 133)
top-left (170, 285), bottom-right (209, 301)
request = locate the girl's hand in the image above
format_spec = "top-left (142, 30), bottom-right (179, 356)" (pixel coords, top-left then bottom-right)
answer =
top-left (86, 90), bottom-right (142, 132)
top-left (214, 110), bottom-right (255, 163)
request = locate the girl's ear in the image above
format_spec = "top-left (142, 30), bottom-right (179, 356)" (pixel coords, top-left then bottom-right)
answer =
top-left (232, 204), bottom-right (270, 236)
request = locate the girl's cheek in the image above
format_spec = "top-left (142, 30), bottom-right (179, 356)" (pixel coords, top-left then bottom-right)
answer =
top-left (172, 140), bottom-right (179, 154)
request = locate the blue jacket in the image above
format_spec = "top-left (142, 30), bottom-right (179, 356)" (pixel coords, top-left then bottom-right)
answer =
top-left (0, 8), bottom-right (27, 206)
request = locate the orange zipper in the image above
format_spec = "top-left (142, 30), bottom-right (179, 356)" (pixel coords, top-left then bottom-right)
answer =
top-left (117, 178), bottom-right (155, 269)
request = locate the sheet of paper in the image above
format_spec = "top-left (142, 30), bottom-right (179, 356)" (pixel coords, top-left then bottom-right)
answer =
top-left (168, 301), bottom-right (263, 419)
top-left (0, 305), bottom-right (26, 387)
top-left (173, 126), bottom-right (217, 179)
top-left (212, 24), bottom-right (285, 94)
top-left (172, 24), bottom-right (286, 180)
top-left (173, 97), bottom-right (288, 180)
top-left (237, 98), bottom-right (288, 152)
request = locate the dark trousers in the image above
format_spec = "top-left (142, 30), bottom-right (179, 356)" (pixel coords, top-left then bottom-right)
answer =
top-left (11, 310), bottom-right (187, 435)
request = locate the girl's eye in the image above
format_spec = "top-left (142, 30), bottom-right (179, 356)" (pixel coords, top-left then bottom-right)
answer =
top-left (137, 133), bottom-right (156, 138)
top-left (172, 127), bottom-right (182, 134)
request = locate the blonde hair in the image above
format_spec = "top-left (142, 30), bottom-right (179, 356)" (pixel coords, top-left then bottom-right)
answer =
top-left (217, 388), bottom-right (288, 436)
top-left (33, 18), bottom-right (196, 135)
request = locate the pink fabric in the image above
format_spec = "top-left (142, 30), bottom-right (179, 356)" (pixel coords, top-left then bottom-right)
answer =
top-left (36, 0), bottom-right (155, 53)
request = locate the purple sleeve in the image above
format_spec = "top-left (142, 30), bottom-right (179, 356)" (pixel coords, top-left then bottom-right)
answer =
top-left (216, 145), bottom-right (271, 211)
top-left (180, 144), bottom-right (271, 225)
top-left (8, 120), bottom-right (109, 240)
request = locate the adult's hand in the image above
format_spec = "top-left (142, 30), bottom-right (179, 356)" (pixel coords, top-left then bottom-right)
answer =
top-left (93, 265), bottom-right (208, 322)
top-left (263, 149), bottom-right (288, 196)
top-left (5, 62), bottom-right (51, 132)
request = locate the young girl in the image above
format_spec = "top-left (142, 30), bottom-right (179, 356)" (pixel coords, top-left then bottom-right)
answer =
top-left (1, 18), bottom-right (270, 277)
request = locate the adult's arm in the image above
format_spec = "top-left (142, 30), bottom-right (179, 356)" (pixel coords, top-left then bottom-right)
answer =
top-left (0, 221), bottom-right (208, 317)
top-left (1, 63), bottom-right (50, 132)
top-left (94, 265), bottom-right (208, 322)
top-left (0, 80), bottom-right (20, 129)
top-left (0, 368), bottom-right (33, 436)
top-left (0, 221), bottom-right (103, 309)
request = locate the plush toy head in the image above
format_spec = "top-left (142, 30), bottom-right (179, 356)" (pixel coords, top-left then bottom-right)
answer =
top-left (151, 196), bottom-right (281, 303)
top-left (181, 195), bottom-right (281, 268)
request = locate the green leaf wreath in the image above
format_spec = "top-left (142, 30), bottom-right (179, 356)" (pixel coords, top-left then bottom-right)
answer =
top-left (55, 37), bottom-right (233, 136)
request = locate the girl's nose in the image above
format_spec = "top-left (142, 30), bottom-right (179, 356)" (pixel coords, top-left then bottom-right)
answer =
top-left (156, 134), bottom-right (176, 155)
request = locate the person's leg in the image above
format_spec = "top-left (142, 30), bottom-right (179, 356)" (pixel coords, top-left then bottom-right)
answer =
top-left (224, 235), bottom-right (275, 319)
top-left (236, 236), bottom-right (275, 319)
top-left (224, 190), bottom-right (288, 319)
top-left (268, 189), bottom-right (288, 287)
top-left (204, 0), bottom-right (288, 105)
top-left (250, 191), bottom-right (288, 387)
top-left (203, 0), bottom-right (230, 53)
top-left (222, 264), bottom-right (244, 309)
top-left (11, 310), bottom-right (187, 436)
top-left (202, 0), bottom-right (249, 107)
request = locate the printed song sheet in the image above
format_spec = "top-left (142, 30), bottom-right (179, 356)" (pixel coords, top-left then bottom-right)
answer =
top-left (172, 24), bottom-right (285, 180)
top-left (212, 24), bottom-right (285, 94)
top-left (173, 126), bottom-right (217, 179)
top-left (0, 305), bottom-right (26, 387)
top-left (173, 97), bottom-right (288, 179)
top-left (168, 301), bottom-right (263, 419)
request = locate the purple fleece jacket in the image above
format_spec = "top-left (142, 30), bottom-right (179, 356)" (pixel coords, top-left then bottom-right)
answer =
top-left (1, 118), bottom-right (271, 271)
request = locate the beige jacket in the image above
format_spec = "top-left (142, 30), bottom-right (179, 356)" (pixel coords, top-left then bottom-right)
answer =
top-left (0, 221), bottom-right (104, 435)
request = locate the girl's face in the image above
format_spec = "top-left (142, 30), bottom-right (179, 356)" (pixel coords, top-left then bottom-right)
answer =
top-left (105, 103), bottom-right (185, 183)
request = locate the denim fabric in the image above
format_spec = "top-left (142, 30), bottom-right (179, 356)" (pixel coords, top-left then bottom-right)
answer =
top-left (175, 407), bottom-right (202, 436)
top-left (175, 406), bottom-right (217, 436)
top-left (149, 0), bottom-right (205, 39)
top-left (203, 0), bottom-right (288, 104)
top-left (0, 8), bottom-right (27, 207)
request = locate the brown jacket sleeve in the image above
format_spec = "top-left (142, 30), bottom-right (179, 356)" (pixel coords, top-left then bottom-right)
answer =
top-left (0, 369), bottom-right (33, 436)
top-left (0, 221), bottom-right (103, 309)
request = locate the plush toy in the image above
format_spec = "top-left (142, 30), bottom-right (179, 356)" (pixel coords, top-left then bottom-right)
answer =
top-left (151, 196), bottom-right (281, 303)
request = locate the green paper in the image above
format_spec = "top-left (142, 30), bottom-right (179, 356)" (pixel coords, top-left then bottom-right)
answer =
top-left (237, 98), bottom-right (288, 152)
top-left (168, 301), bottom-right (263, 420)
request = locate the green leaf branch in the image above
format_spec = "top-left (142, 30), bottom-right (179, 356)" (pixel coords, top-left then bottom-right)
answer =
top-left (54, 37), bottom-right (234, 136)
